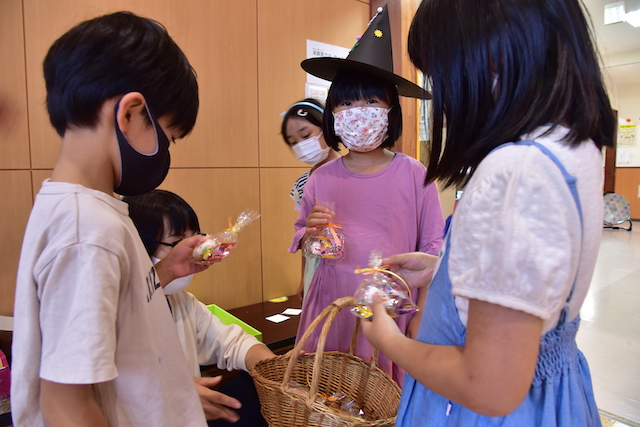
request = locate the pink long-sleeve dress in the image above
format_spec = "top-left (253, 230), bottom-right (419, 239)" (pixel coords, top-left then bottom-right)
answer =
top-left (289, 153), bottom-right (444, 385)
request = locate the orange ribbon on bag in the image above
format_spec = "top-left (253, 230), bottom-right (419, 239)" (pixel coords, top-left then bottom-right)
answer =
top-left (321, 221), bottom-right (342, 247)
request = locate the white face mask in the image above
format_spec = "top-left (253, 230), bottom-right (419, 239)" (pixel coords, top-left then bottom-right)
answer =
top-left (333, 107), bottom-right (390, 152)
top-left (291, 132), bottom-right (330, 165)
top-left (151, 256), bottom-right (194, 295)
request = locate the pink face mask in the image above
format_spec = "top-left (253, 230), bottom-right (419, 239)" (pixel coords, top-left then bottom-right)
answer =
top-left (333, 106), bottom-right (390, 152)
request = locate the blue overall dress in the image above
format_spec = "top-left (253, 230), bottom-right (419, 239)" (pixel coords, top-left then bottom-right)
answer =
top-left (396, 141), bottom-right (601, 426)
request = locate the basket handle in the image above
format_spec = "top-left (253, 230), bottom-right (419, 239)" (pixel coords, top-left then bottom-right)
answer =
top-left (349, 317), bottom-right (379, 369)
top-left (281, 296), bottom-right (379, 406)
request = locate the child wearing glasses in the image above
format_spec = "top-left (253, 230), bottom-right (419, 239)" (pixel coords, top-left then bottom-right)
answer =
top-left (125, 189), bottom-right (274, 426)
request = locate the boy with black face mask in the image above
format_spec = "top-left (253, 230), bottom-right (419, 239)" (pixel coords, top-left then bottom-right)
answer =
top-left (11, 12), bottom-right (209, 426)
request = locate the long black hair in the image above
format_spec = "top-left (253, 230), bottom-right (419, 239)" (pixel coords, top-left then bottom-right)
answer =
top-left (408, 0), bottom-right (615, 188)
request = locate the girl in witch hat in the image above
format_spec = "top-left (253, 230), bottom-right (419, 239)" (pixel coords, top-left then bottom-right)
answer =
top-left (362, 0), bottom-right (614, 425)
top-left (288, 5), bottom-right (444, 385)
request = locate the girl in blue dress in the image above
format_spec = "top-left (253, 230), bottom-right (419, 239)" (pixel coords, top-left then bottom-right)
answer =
top-left (361, 0), bottom-right (615, 425)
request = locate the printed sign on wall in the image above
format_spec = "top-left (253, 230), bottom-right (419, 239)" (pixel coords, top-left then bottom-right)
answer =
top-left (618, 121), bottom-right (637, 148)
top-left (305, 40), bottom-right (350, 102)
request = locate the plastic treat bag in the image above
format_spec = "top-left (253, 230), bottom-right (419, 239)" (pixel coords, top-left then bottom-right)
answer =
top-left (288, 382), bottom-right (366, 419)
top-left (340, 399), bottom-right (365, 418)
top-left (352, 251), bottom-right (418, 319)
top-left (193, 209), bottom-right (260, 264)
top-left (303, 202), bottom-right (345, 259)
top-left (324, 392), bottom-right (366, 419)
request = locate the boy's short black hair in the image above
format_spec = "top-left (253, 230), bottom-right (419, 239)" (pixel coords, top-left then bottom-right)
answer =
top-left (323, 70), bottom-right (402, 151)
top-left (123, 190), bottom-right (200, 257)
top-left (44, 11), bottom-right (199, 138)
top-left (280, 98), bottom-right (325, 146)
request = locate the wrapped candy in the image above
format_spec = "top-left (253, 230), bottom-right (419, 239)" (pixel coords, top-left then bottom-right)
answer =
top-left (303, 225), bottom-right (345, 259)
top-left (288, 382), bottom-right (367, 420)
top-left (340, 399), bottom-right (365, 418)
top-left (325, 393), bottom-right (365, 419)
top-left (352, 251), bottom-right (418, 319)
top-left (303, 203), bottom-right (345, 259)
top-left (193, 209), bottom-right (260, 264)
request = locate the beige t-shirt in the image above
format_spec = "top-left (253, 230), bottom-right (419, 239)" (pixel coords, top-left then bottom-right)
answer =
top-left (11, 181), bottom-right (206, 426)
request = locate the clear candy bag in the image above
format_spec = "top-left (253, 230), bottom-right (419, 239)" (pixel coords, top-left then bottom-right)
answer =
top-left (322, 392), bottom-right (366, 419)
top-left (352, 251), bottom-right (418, 319)
top-left (303, 225), bottom-right (345, 259)
top-left (303, 202), bottom-right (345, 260)
top-left (193, 209), bottom-right (260, 265)
top-left (287, 382), bottom-right (366, 420)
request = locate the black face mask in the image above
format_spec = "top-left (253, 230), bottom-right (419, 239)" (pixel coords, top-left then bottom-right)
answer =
top-left (113, 101), bottom-right (171, 196)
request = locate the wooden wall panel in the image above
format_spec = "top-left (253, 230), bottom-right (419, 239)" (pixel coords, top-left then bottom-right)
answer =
top-left (615, 167), bottom-right (640, 220)
top-left (153, 3), bottom-right (259, 169)
top-left (158, 168), bottom-right (263, 310)
top-left (23, 2), bottom-right (87, 169)
top-left (0, 0), bottom-right (30, 169)
top-left (0, 172), bottom-right (33, 316)
top-left (257, 0), bottom-right (370, 168)
top-left (24, 0), bottom-right (259, 169)
top-left (31, 170), bottom-right (52, 197)
top-left (260, 168), bottom-right (309, 300)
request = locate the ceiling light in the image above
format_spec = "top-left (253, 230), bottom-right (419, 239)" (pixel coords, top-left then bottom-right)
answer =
top-left (625, 9), bottom-right (640, 27)
top-left (605, 1), bottom-right (626, 25)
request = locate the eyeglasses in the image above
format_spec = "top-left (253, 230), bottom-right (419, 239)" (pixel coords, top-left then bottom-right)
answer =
top-left (157, 232), bottom-right (206, 248)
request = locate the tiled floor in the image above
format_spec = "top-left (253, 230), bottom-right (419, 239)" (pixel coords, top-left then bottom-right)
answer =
top-left (576, 221), bottom-right (640, 425)
top-left (600, 409), bottom-right (640, 426)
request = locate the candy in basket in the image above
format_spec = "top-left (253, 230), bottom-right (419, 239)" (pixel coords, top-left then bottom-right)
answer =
top-left (288, 380), bottom-right (366, 420)
top-left (193, 209), bottom-right (260, 264)
top-left (352, 251), bottom-right (418, 319)
top-left (249, 296), bottom-right (401, 427)
top-left (303, 202), bottom-right (345, 260)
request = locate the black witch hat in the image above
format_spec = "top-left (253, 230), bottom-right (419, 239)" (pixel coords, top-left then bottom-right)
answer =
top-left (301, 5), bottom-right (429, 99)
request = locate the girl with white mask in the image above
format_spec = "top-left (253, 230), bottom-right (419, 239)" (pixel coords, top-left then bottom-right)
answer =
top-left (124, 190), bottom-right (275, 427)
top-left (281, 98), bottom-right (340, 211)
top-left (281, 99), bottom-right (341, 302)
top-left (288, 5), bottom-right (445, 386)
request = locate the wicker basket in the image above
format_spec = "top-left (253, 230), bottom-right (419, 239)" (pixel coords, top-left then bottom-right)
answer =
top-left (249, 296), bottom-right (401, 427)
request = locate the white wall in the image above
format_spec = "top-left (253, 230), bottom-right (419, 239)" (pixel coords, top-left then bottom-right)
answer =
top-left (614, 82), bottom-right (640, 167)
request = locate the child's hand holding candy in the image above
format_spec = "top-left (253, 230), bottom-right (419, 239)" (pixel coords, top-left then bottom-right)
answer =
top-left (193, 209), bottom-right (260, 265)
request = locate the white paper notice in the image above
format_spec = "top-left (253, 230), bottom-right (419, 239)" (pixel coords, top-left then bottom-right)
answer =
top-left (618, 123), bottom-right (637, 148)
top-left (305, 82), bottom-right (329, 102)
top-left (617, 147), bottom-right (631, 165)
top-left (282, 308), bottom-right (302, 316)
top-left (305, 40), bottom-right (350, 99)
top-left (266, 314), bottom-right (290, 323)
